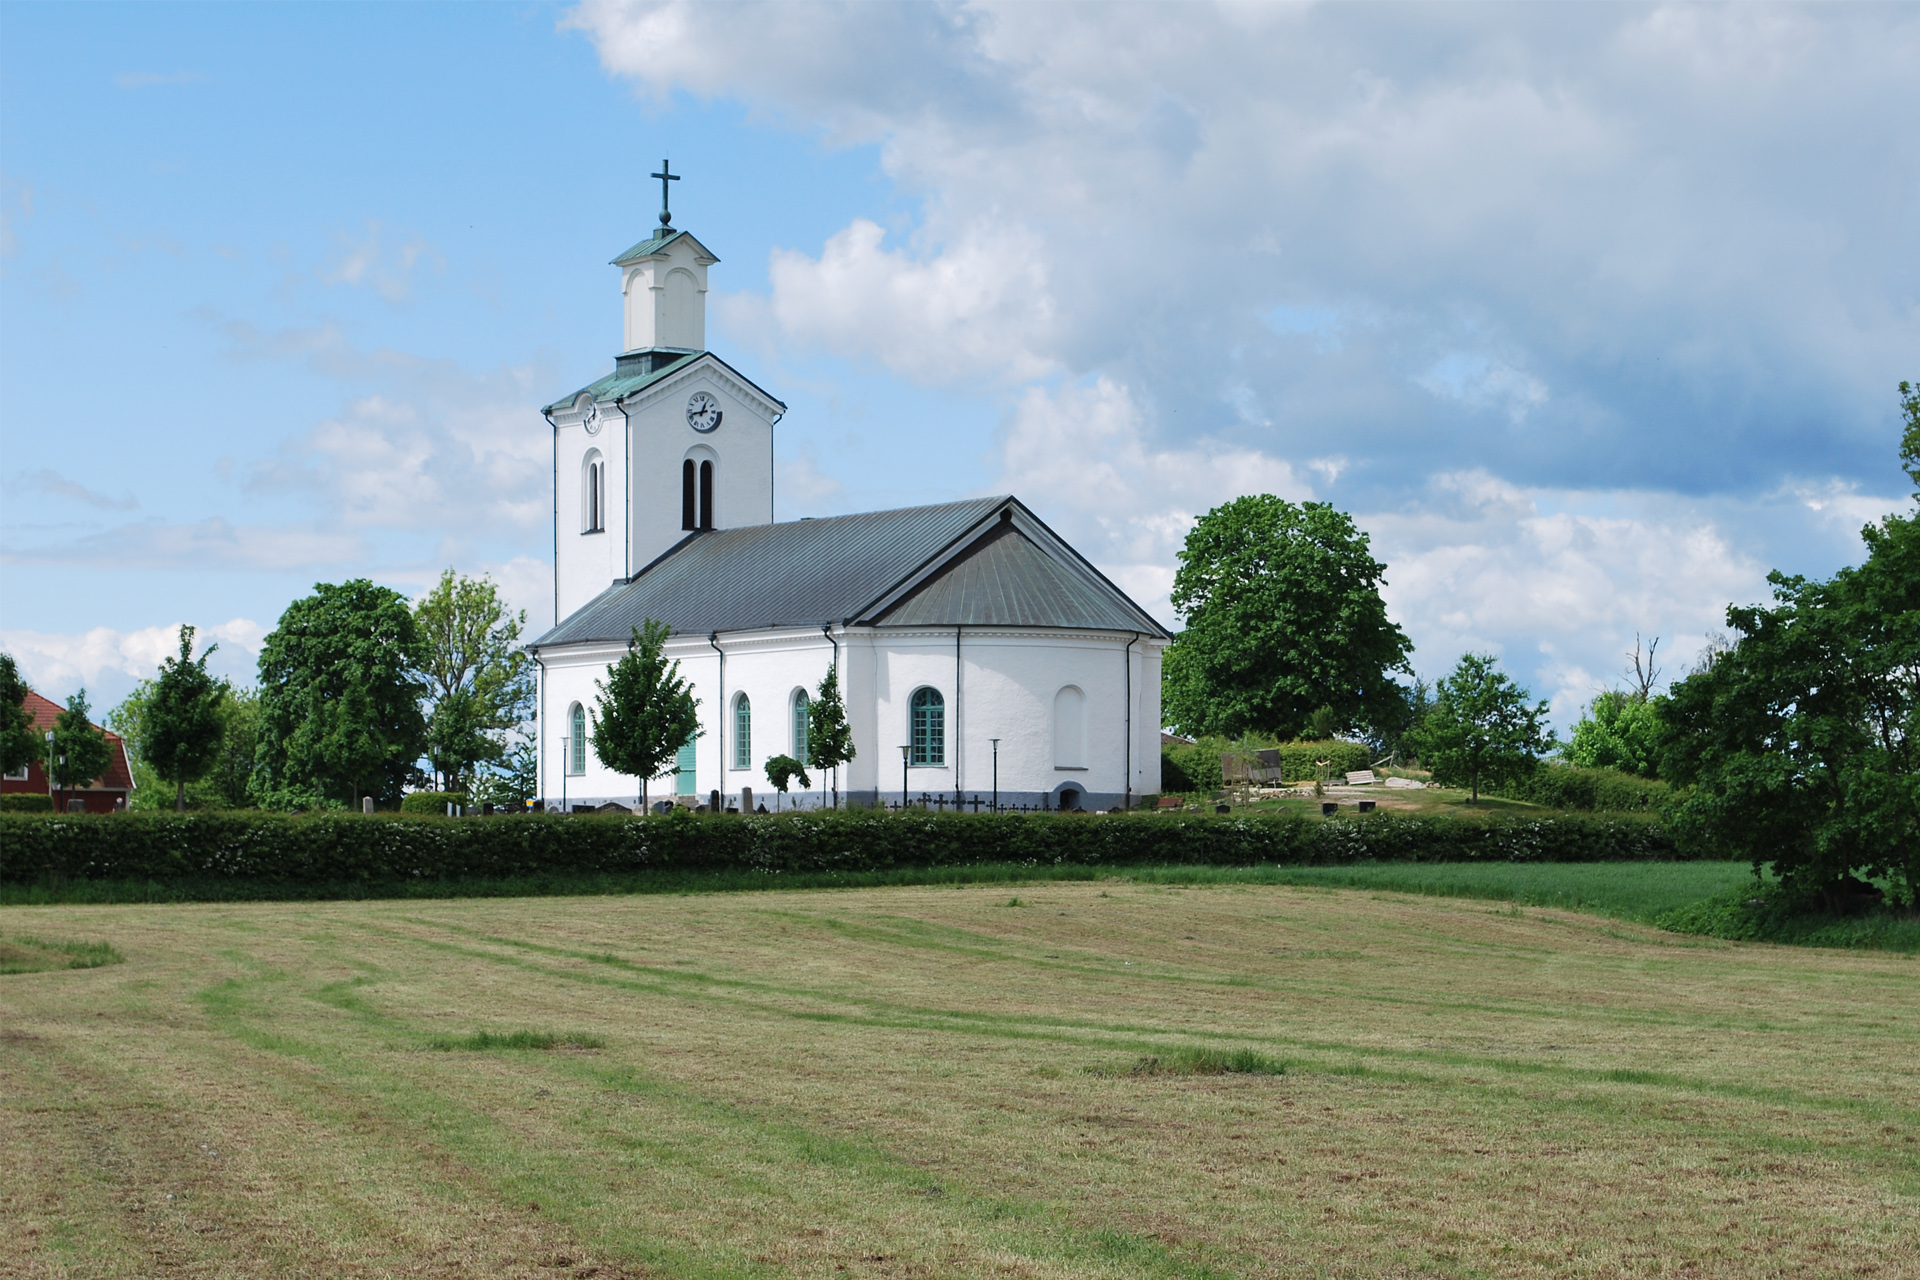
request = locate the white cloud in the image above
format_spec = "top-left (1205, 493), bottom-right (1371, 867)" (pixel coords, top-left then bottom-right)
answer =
top-left (321, 221), bottom-right (444, 304)
top-left (993, 377), bottom-right (1311, 618)
top-left (0, 618), bottom-right (264, 707)
top-left (7, 468), bottom-right (138, 512)
top-left (1365, 472), bottom-right (1771, 724)
top-left (2, 518), bottom-right (366, 572)
top-left (723, 218), bottom-right (1057, 386)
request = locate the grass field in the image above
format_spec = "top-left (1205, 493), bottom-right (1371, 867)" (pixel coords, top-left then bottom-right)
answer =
top-left (3, 878), bottom-right (1916, 1278)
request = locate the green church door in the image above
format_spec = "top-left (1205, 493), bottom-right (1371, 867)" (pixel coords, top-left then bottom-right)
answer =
top-left (675, 738), bottom-right (697, 796)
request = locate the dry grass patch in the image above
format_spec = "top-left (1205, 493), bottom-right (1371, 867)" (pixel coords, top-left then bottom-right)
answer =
top-left (1, 881), bottom-right (1915, 1278)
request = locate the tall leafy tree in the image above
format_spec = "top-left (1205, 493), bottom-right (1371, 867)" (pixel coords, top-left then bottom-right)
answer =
top-left (414, 570), bottom-right (534, 793)
top-left (591, 619), bottom-right (700, 811)
top-left (1662, 384), bottom-right (1918, 906)
top-left (1413, 654), bottom-right (1555, 803)
top-left (806, 663), bottom-right (855, 810)
top-left (112, 681), bottom-right (259, 811)
top-left (1163, 496), bottom-right (1413, 739)
top-left (46, 690), bottom-right (113, 808)
top-left (255, 579), bottom-right (428, 807)
top-left (0, 653), bottom-right (37, 778)
top-left (141, 625), bottom-right (226, 811)
top-left (1563, 690), bottom-right (1663, 778)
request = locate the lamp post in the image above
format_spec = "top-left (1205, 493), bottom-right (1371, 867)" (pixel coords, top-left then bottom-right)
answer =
top-left (899, 744), bottom-right (910, 810)
top-left (44, 729), bottom-right (55, 811)
top-left (989, 738), bottom-right (1000, 814)
top-left (559, 735), bottom-right (569, 816)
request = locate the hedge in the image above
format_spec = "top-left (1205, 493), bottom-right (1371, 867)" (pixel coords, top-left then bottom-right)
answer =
top-left (400, 791), bottom-right (464, 815)
top-left (0, 794), bottom-right (52, 814)
top-left (0, 808), bottom-right (1681, 887)
top-left (1484, 765), bottom-right (1669, 812)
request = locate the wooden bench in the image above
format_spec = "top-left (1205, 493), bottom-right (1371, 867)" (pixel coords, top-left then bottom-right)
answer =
top-left (1344, 770), bottom-right (1378, 786)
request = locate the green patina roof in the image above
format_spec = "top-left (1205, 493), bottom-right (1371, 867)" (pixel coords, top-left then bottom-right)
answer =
top-left (542, 352), bottom-right (696, 415)
top-left (541, 350), bottom-right (788, 416)
top-left (610, 227), bottom-right (719, 266)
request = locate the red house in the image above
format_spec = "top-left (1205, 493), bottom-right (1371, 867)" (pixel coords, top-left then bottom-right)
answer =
top-left (1, 690), bottom-right (136, 813)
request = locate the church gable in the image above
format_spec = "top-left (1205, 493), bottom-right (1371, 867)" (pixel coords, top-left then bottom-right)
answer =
top-left (871, 518), bottom-right (1159, 633)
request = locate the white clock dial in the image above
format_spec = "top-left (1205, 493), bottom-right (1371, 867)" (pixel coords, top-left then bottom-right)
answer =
top-left (686, 391), bottom-right (723, 433)
top-left (576, 394), bottom-right (600, 435)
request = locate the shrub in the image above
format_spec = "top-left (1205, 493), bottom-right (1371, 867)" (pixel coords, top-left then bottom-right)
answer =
top-left (1485, 765), bottom-right (1668, 812)
top-left (0, 795), bottom-right (51, 814)
top-left (400, 791), bottom-right (464, 815)
top-left (0, 807), bottom-right (1681, 890)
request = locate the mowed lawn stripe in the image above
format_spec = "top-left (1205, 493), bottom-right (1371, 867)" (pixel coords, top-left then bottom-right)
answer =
top-left (364, 899), bottom-right (1920, 1127)
top-left (4, 881), bottom-right (1916, 1277)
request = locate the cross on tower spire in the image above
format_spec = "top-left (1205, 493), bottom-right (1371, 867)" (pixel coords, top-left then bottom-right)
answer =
top-left (651, 159), bottom-right (680, 230)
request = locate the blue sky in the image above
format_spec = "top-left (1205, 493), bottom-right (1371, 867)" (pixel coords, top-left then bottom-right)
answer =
top-left (3, 2), bottom-right (1916, 729)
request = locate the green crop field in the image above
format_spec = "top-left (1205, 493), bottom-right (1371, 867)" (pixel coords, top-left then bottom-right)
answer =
top-left (3, 878), bottom-right (1916, 1278)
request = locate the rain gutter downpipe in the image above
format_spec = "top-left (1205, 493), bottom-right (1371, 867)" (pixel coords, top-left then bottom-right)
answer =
top-left (542, 409), bottom-right (559, 628)
top-left (709, 631), bottom-right (725, 803)
top-left (1124, 631), bottom-right (1141, 811)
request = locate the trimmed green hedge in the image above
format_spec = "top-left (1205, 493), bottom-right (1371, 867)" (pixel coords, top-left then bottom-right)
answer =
top-left (1484, 765), bottom-right (1669, 812)
top-left (0, 794), bottom-right (52, 814)
top-left (400, 791), bottom-right (464, 815)
top-left (0, 808), bottom-right (1680, 887)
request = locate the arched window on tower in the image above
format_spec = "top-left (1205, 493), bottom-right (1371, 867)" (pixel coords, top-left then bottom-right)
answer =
top-left (581, 450), bottom-right (605, 534)
top-left (699, 459), bottom-right (715, 529)
top-left (567, 702), bottom-right (587, 775)
top-left (910, 687), bottom-right (945, 766)
top-left (682, 459), bottom-right (696, 530)
top-left (733, 693), bottom-right (752, 770)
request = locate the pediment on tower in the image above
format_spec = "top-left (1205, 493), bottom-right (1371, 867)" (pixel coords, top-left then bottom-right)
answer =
top-left (542, 351), bottom-right (785, 424)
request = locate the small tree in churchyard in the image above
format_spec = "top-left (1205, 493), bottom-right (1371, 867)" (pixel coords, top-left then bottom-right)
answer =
top-left (764, 754), bottom-right (811, 811)
top-left (46, 690), bottom-right (113, 809)
top-left (806, 663), bottom-right (855, 809)
top-left (0, 653), bottom-right (38, 779)
top-left (142, 625), bottom-right (226, 811)
top-left (1414, 653), bottom-right (1555, 804)
top-left (591, 620), bottom-right (700, 811)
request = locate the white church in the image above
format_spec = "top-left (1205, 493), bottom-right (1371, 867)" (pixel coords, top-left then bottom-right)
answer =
top-left (529, 186), bottom-right (1167, 812)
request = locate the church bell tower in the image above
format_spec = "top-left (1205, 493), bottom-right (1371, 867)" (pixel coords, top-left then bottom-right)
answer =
top-left (545, 164), bottom-right (785, 624)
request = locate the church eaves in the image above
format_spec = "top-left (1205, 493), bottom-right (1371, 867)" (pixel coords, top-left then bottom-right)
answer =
top-left (609, 228), bottom-right (719, 267)
top-left (530, 495), bottom-right (1168, 648)
top-left (540, 350), bottom-right (786, 416)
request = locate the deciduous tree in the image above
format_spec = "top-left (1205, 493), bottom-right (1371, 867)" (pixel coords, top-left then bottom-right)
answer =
top-left (46, 690), bottom-right (113, 808)
top-left (1662, 383), bottom-right (1918, 906)
top-left (1163, 496), bottom-right (1412, 739)
top-left (0, 653), bottom-right (37, 779)
top-left (1414, 654), bottom-right (1555, 803)
top-left (1563, 690), bottom-right (1663, 778)
top-left (806, 664), bottom-right (855, 809)
top-left (142, 625), bottom-right (226, 811)
top-left (591, 619), bottom-right (700, 811)
top-left (255, 580), bottom-right (427, 807)
top-left (414, 570), bottom-right (533, 794)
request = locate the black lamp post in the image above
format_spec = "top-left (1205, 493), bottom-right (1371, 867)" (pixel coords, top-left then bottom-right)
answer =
top-left (899, 744), bottom-right (910, 810)
top-left (559, 735), bottom-right (569, 816)
top-left (990, 737), bottom-right (1000, 813)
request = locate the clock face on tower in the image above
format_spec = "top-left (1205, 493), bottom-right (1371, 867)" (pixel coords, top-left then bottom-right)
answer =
top-left (686, 391), bottom-right (722, 433)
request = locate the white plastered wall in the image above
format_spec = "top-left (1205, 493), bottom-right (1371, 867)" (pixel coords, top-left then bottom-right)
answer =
top-left (621, 238), bottom-right (709, 352)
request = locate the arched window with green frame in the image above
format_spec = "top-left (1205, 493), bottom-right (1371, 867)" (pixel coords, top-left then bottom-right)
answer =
top-left (567, 702), bottom-right (587, 775)
top-left (792, 689), bottom-right (810, 759)
top-left (910, 687), bottom-right (944, 766)
top-left (733, 693), bottom-right (752, 770)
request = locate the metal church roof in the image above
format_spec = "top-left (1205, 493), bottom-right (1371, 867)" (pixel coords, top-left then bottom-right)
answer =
top-left (609, 228), bottom-right (718, 266)
top-left (531, 495), bottom-right (1168, 648)
top-left (540, 349), bottom-right (786, 416)
top-left (875, 521), bottom-right (1152, 632)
